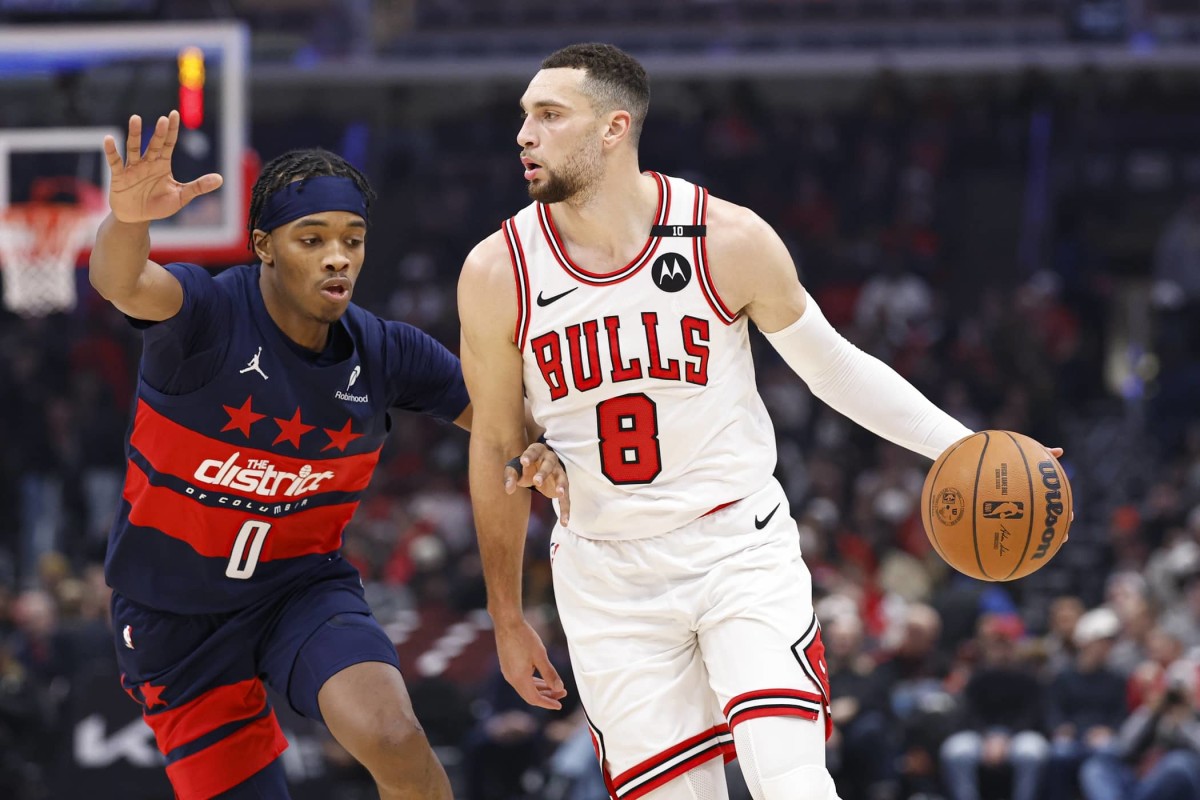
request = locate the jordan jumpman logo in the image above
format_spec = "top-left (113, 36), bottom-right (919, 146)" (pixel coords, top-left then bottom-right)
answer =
top-left (239, 346), bottom-right (269, 380)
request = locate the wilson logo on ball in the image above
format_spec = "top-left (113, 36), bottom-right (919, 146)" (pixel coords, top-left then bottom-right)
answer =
top-left (1032, 461), bottom-right (1065, 560)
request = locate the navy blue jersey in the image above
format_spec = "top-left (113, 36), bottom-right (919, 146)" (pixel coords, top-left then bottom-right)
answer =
top-left (105, 263), bottom-right (469, 614)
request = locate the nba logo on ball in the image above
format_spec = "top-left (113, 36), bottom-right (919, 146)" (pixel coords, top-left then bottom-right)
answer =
top-left (982, 501), bottom-right (1025, 519)
top-left (922, 430), bottom-right (1073, 582)
top-left (936, 488), bottom-right (964, 526)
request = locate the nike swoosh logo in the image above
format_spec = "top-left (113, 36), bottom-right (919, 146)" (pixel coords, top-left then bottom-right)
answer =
top-left (755, 503), bottom-right (781, 530)
top-left (536, 288), bottom-right (579, 307)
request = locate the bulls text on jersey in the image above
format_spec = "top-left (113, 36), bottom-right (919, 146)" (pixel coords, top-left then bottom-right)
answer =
top-left (529, 311), bottom-right (710, 400)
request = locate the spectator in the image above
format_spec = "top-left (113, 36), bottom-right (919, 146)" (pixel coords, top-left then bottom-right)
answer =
top-left (1044, 607), bottom-right (1129, 800)
top-left (1160, 570), bottom-right (1200, 651)
top-left (7, 589), bottom-right (65, 685)
top-left (0, 640), bottom-right (52, 800)
top-left (824, 613), bottom-right (899, 800)
top-left (1152, 192), bottom-right (1200, 312)
top-left (940, 615), bottom-right (1049, 800)
top-left (874, 604), bottom-right (955, 798)
top-left (1040, 595), bottom-right (1085, 675)
top-left (541, 717), bottom-right (609, 800)
top-left (1079, 663), bottom-right (1200, 800)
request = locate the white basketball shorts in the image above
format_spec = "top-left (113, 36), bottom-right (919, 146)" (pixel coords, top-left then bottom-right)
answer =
top-left (550, 478), bottom-right (832, 800)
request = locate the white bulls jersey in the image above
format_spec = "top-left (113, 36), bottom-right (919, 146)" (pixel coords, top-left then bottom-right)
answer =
top-left (505, 172), bottom-right (777, 539)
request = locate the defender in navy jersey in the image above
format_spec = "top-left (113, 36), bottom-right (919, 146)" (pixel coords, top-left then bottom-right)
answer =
top-left (91, 112), bottom-right (568, 800)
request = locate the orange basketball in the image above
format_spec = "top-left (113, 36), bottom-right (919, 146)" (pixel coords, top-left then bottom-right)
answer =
top-left (920, 430), bottom-right (1071, 582)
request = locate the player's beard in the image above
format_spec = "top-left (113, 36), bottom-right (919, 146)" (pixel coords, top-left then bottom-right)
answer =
top-left (528, 139), bottom-right (603, 205)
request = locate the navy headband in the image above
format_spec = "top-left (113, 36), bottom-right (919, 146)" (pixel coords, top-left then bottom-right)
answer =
top-left (256, 175), bottom-right (368, 233)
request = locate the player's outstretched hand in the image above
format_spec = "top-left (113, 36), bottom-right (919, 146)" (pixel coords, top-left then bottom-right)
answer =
top-left (505, 442), bottom-right (571, 526)
top-left (494, 619), bottom-right (567, 710)
top-left (103, 110), bottom-right (223, 224)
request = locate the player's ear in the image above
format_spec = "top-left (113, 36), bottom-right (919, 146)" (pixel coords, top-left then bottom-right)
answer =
top-left (252, 229), bottom-right (273, 266)
top-left (602, 110), bottom-right (632, 148)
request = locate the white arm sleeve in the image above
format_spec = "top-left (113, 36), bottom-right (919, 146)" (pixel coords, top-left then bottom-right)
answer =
top-left (762, 293), bottom-right (973, 461)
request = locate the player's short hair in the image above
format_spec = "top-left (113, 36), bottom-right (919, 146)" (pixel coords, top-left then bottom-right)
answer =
top-left (541, 43), bottom-right (650, 145)
top-left (247, 148), bottom-right (376, 249)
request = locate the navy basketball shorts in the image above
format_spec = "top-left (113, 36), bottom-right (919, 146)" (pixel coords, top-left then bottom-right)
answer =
top-left (111, 557), bottom-right (400, 799)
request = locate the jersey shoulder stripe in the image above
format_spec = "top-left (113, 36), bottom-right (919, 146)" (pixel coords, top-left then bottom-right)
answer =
top-left (502, 217), bottom-right (532, 349)
top-left (692, 186), bottom-right (737, 324)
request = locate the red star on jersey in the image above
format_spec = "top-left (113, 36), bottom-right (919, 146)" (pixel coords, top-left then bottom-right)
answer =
top-left (322, 418), bottom-right (365, 452)
top-left (272, 407), bottom-right (315, 447)
top-left (221, 395), bottom-right (266, 437)
top-left (140, 682), bottom-right (169, 709)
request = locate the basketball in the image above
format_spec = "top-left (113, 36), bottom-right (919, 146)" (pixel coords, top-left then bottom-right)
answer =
top-left (921, 430), bottom-right (1072, 582)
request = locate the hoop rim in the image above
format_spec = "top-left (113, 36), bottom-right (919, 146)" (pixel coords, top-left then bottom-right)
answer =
top-left (0, 200), bottom-right (103, 262)
top-left (0, 200), bottom-right (94, 220)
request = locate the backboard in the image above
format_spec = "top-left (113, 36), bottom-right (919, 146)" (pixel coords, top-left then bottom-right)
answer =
top-left (0, 21), bottom-right (251, 267)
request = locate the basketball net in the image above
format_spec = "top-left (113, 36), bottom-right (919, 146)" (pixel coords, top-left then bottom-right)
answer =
top-left (0, 180), bottom-right (105, 318)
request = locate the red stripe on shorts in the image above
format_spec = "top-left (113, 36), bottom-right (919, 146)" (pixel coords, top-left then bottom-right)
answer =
top-left (620, 744), bottom-right (726, 799)
top-left (723, 688), bottom-right (825, 732)
top-left (611, 724), bottom-right (733, 799)
top-left (164, 710), bottom-right (288, 800)
top-left (143, 677), bottom-right (268, 753)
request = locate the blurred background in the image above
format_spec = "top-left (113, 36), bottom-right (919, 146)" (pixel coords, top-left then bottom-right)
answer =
top-left (2, 1), bottom-right (1200, 799)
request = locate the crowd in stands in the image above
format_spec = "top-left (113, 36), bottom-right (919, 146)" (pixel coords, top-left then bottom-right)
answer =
top-left (1, 66), bottom-right (1200, 800)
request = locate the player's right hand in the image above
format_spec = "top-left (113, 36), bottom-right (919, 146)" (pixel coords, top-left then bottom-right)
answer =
top-left (103, 110), bottom-right (223, 224)
top-left (494, 618), bottom-right (567, 711)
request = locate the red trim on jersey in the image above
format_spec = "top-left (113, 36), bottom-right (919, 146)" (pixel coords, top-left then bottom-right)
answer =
top-left (691, 182), bottom-right (704, 306)
top-left (123, 461), bottom-right (354, 560)
top-left (537, 172), bottom-right (669, 286)
top-left (610, 725), bottom-right (733, 799)
top-left (163, 711), bottom-right (288, 800)
top-left (503, 218), bottom-right (532, 349)
top-left (145, 678), bottom-right (268, 754)
top-left (693, 187), bottom-right (738, 325)
top-left (130, 401), bottom-right (380, 502)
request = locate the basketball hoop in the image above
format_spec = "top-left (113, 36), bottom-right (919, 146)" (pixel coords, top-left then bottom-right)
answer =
top-left (0, 178), bottom-right (105, 317)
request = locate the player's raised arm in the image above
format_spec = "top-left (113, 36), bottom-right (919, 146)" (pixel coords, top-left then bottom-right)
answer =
top-left (458, 232), bottom-right (566, 711)
top-left (89, 110), bottom-right (223, 321)
top-left (706, 198), bottom-right (973, 460)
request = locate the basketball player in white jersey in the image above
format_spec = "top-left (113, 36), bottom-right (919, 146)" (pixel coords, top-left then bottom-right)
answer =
top-left (460, 43), bottom-right (1055, 800)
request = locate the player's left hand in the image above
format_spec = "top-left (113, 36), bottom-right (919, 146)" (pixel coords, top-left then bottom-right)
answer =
top-left (494, 618), bottom-right (567, 711)
top-left (505, 443), bottom-right (571, 526)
